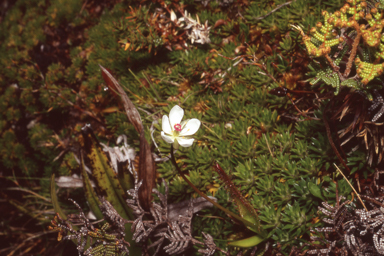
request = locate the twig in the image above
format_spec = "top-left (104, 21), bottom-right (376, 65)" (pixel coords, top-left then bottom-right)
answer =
top-left (79, 0), bottom-right (88, 14)
top-left (251, 1), bottom-right (295, 21)
top-left (263, 133), bottom-right (274, 157)
top-left (169, 145), bottom-right (257, 229)
top-left (6, 187), bottom-right (51, 202)
top-left (325, 54), bottom-right (340, 72)
top-left (344, 23), bottom-right (361, 77)
top-left (323, 102), bottom-right (350, 172)
top-left (333, 164), bottom-right (368, 212)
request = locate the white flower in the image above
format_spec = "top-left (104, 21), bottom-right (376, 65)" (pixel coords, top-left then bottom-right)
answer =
top-left (170, 10), bottom-right (177, 22)
top-left (161, 105), bottom-right (201, 147)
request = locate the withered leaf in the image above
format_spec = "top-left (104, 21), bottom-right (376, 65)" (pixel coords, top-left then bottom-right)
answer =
top-left (214, 19), bottom-right (227, 29)
top-left (138, 131), bottom-right (156, 210)
top-left (99, 65), bottom-right (156, 210)
top-left (264, 44), bottom-right (272, 55)
top-left (99, 65), bottom-right (143, 134)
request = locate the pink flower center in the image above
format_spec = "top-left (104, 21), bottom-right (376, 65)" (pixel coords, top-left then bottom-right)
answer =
top-left (174, 123), bottom-right (182, 132)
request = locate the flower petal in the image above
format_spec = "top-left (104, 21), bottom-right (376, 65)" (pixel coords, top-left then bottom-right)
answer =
top-left (169, 105), bottom-right (184, 128)
top-left (176, 137), bottom-right (195, 147)
top-left (180, 119), bottom-right (189, 129)
top-left (179, 118), bottom-right (201, 136)
top-left (161, 131), bottom-right (175, 144)
top-left (170, 10), bottom-right (177, 22)
top-left (162, 115), bottom-right (172, 135)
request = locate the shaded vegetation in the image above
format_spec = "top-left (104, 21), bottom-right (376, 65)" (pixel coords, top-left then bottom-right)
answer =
top-left (3, 0), bottom-right (384, 255)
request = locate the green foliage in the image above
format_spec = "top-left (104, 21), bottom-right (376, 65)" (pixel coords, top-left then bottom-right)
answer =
top-left (301, 0), bottom-right (384, 99)
top-left (1, 0), bottom-right (374, 255)
top-left (46, 0), bottom-right (82, 27)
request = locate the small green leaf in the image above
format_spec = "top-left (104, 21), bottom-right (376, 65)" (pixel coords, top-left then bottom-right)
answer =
top-left (50, 173), bottom-right (68, 221)
top-left (234, 197), bottom-right (259, 233)
top-left (341, 78), bottom-right (358, 87)
top-left (228, 235), bottom-right (265, 248)
top-left (117, 162), bottom-right (134, 193)
top-left (308, 182), bottom-right (325, 200)
top-left (80, 153), bottom-right (104, 220)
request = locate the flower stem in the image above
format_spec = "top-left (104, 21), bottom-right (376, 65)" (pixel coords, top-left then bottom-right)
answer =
top-left (170, 145), bottom-right (257, 229)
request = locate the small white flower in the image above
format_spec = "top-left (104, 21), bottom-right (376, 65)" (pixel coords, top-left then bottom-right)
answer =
top-left (170, 10), bottom-right (177, 22)
top-left (161, 105), bottom-right (201, 147)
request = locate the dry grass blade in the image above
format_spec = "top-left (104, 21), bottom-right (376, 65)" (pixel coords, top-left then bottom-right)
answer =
top-left (334, 164), bottom-right (367, 212)
top-left (6, 187), bottom-right (51, 202)
top-left (340, 105), bottom-right (349, 121)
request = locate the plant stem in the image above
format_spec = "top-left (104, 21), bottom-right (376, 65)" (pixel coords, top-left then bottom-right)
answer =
top-left (169, 145), bottom-right (258, 229)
